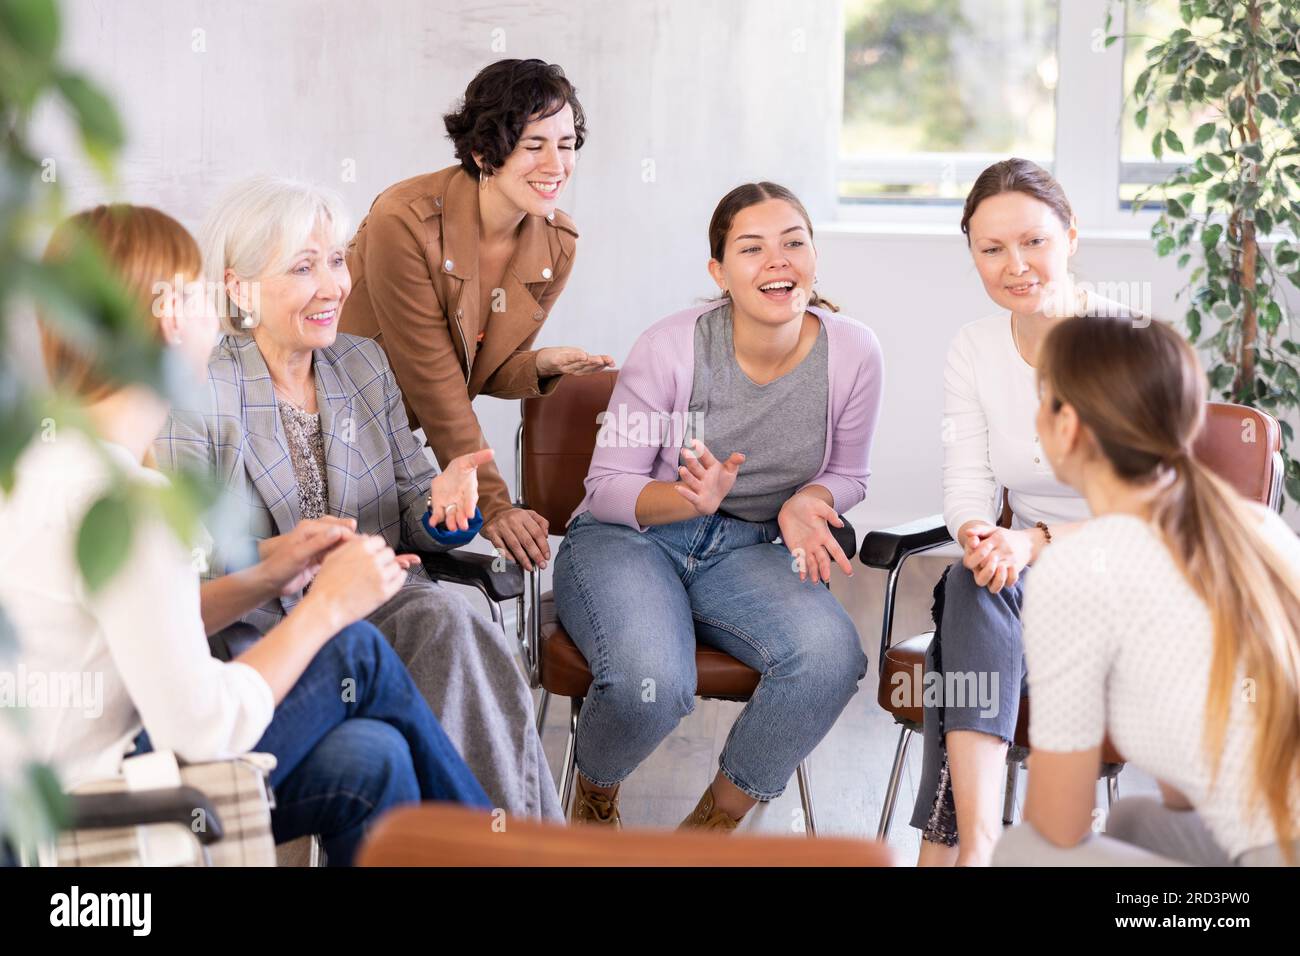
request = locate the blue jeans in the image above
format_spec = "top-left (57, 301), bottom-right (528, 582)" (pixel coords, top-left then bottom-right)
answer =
top-left (135, 622), bottom-right (490, 865)
top-left (553, 511), bottom-right (867, 800)
top-left (910, 560), bottom-right (1030, 844)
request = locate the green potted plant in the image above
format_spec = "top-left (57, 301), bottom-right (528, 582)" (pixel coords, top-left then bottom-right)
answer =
top-left (1122, 0), bottom-right (1300, 505)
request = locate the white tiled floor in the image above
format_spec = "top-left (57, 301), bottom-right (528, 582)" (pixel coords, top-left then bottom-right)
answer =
top-left (516, 549), bottom-right (1159, 861)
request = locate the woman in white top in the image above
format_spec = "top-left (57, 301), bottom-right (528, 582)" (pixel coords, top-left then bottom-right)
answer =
top-left (0, 205), bottom-right (488, 865)
top-left (913, 159), bottom-right (1136, 866)
top-left (994, 315), bottom-right (1300, 866)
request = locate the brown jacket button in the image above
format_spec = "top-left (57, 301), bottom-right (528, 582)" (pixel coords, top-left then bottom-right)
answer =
top-left (541, 267), bottom-right (553, 280)
top-left (444, 259), bottom-right (454, 272)
top-left (533, 309), bottom-right (545, 321)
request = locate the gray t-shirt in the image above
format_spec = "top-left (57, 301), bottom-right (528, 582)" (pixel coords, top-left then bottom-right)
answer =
top-left (685, 303), bottom-right (828, 522)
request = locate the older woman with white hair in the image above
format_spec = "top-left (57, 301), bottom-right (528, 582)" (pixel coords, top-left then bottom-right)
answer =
top-left (156, 176), bottom-right (561, 821)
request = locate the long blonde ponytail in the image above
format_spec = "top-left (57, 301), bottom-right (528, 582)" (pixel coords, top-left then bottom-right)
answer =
top-left (1041, 316), bottom-right (1300, 862)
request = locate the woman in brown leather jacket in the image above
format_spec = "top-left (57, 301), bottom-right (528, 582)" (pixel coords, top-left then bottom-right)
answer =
top-left (341, 59), bottom-right (612, 571)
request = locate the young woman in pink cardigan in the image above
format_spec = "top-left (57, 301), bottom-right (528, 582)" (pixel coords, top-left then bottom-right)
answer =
top-left (553, 182), bottom-right (885, 830)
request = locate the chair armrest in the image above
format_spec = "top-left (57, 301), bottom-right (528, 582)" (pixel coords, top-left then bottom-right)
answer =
top-left (831, 515), bottom-right (857, 562)
top-left (859, 514), bottom-right (952, 571)
top-left (65, 787), bottom-right (225, 846)
top-left (418, 549), bottom-right (525, 603)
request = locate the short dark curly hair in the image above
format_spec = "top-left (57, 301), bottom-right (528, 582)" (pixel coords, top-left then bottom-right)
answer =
top-left (443, 59), bottom-right (587, 177)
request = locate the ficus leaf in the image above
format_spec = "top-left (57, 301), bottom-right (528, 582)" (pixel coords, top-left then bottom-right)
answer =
top-left (75, 493), bottom-right (133, 592)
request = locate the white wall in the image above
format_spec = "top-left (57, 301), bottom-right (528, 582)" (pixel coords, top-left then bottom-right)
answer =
top-left (35, 0), bottom-right (1298, 550)
top-left (37, 0), bottom-right (842, 491)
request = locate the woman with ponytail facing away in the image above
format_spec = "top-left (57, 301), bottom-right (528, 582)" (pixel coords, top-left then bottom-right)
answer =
top-left (994, 315), bottom-right (1300, 866)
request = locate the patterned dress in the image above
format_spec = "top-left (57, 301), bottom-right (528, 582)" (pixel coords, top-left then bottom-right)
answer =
top-left (278, 401), bottom-right (328, 519)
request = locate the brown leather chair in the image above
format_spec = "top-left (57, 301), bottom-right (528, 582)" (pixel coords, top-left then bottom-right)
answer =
top-left (512, 371), bottom-right (856, 835)
top-left (861, 402), bottom-right (1285, 838)
top-left (358, 804), bottom-right (898, 866)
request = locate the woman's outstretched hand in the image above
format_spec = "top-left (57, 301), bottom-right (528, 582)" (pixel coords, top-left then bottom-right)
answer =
top-left (674, 439), bottom-right (745, 516)
top-left (428, 448), bottom-right (494, 532)
top-left (536, 347), bottom-right (615, 377)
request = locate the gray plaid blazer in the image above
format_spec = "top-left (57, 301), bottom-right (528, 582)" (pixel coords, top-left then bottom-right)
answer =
top-left (155, 332), bottom-right (449, 632)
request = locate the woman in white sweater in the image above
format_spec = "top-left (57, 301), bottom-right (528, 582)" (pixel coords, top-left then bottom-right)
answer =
top-left (913, 159), bottom-right (1133, 865)
top-left (994, 315), bottom-right (1300, 866)
top-left (0, 205), bottom-right (488, 864)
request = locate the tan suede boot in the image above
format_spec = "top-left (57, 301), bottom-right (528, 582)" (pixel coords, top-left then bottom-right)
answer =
top-left (678, 786), bottom-right (741, 832)
top-left (571, 776), bottom-right (622, 828)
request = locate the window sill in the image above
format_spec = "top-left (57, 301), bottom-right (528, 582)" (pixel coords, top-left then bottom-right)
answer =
top-left (817, 215), bottom-right (1159, 246)
top-left (818, 214), bottom-right (1295, 248)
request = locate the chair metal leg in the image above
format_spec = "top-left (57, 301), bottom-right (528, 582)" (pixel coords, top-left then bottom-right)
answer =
top-left (534, 687), bottom-right (551, 735)
top-left (513, 594), bottom-right (527, 679)
top-left (1002, 758), bottom-right (1021, 826)
top-left (558, 696), bottom-right (582, 816)
top-left (1107, 770), bottom-right (1120, 808)
top-left (876, 725), bottom-right (913, 839)
top-left (795, 759), bottom-right (817, 837)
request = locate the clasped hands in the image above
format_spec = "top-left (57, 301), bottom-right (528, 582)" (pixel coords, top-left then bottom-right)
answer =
top-left (959, 522), bottom-right (1035, 594)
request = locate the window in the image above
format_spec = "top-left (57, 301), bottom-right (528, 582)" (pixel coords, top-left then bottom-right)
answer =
top-left (840, 0), bottom-right (1059, 205)
top-left (1119, 0), bottom-right (1217, 205)
top-left (836, 1), bottom-right (1170, 233)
